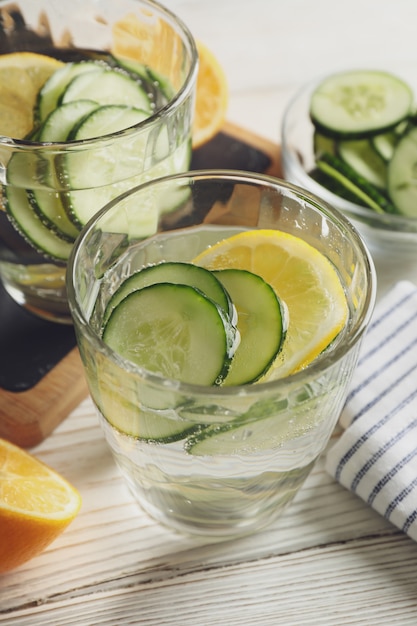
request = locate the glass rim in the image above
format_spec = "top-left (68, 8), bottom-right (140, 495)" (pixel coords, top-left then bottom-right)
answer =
top-left (67, 169), bottom-right (377, 398)
top-left (0, 0), bottom-right (199, 150)
top-left (281, 78), bottom-right (417, 232)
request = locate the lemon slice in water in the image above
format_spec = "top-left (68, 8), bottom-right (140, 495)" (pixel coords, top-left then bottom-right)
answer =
top-left (193, 229), bottom-right (349, 379)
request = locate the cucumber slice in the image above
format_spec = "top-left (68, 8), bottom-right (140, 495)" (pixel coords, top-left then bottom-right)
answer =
top-left (63, 104), bottom-right (150, 227)
top-left (102, 262), bottom-right (235, 326)
top-left (310, 167), bottom-right (368, 206)
top-left (5, 152), bottom-right (80, 245)
top-left (63, 105), bottom-right (186, 228)
top-left (310, 70), bottom-right (413, 138)
top-left (146, 67), bottom-right (175, 101)
top-left (99, 394), bottom-right (198, 443)
top-left (102, 283), bottom-right (238, 386)
top-left (37, 61), bottom-right (102, 122)
top-left (62, 105), bottom-right (148, 228)
top-left (113, 56), bottom-right (174, 104)
top-left (184, 392), bottom-right (317, 456)
top-left (185, 414), bottom-right (283, 456)
top-left (39, 99), bottom-right (99, 142)
top-left (27, 190), bottom-right (79, 242)
top-left (370, 130), bottom-right (398, 162)
top-left (67, 103), bottom-right (149, 143)
top-left (337, 138), bottom-right (387, 189)
top-left (61, 67), bottom-right (151, 113)
top-left (114, 56), bottom-right (174, 101)
top-left (212, 269), bottom-right (286, 385)
top-left (316, 152), bottom-right (397, 214)
top-left (4, 186), bottom-right (72, 260)
top-left (313, 131), bottom-right (336, 158)
top-left (185, 394), bottom-right (293, 456)
top-left (112, 56), bottom-right (149, 81)
top-left (29, 101), bottom-right (99, 240)
top-left (387, 126), bottom-right (417, 217)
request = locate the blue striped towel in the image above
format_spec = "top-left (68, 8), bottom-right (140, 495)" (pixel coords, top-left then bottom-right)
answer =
top-left (326, 280), bottom-right (417, 542)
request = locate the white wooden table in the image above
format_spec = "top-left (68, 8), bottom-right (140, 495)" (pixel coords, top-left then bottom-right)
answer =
top-left (2, 1), bottom-right (417, 623)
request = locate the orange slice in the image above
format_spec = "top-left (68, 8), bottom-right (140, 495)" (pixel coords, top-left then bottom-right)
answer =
top-left (111, 14), bottom-right (228, 148)
top-left (193, 40), bottom-right (228, 148)
top-left (0, 438), bottom-right (82, 573)
top-left (111, 12), bottom-right (179, 78)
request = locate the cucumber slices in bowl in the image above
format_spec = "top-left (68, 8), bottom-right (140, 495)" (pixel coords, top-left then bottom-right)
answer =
top-left (310, 70), bottom-right (413, 138)
top-left (308, 69), bottom-right (417, 217)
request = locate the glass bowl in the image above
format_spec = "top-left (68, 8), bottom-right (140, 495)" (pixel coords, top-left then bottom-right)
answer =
top-left (281, 73), bottom-right (417, 254)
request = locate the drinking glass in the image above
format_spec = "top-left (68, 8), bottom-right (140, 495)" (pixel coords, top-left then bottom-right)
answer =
top-left (0, 0), bottom-right (198, 322)
top-left (67, 170), bottom-right (376, 538)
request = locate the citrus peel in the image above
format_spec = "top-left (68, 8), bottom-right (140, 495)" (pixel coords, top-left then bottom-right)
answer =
top-left (0, 437), bottom-right (81, 573)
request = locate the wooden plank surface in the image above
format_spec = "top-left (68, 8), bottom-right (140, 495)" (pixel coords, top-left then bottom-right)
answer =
top-left (1, 398), bottom-right (416, 624)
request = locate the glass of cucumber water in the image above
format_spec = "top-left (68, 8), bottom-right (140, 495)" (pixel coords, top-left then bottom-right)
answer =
top-left (67, 171), bottom-right (376, 538)
top-left (0, 0), bottom-right (198, 322)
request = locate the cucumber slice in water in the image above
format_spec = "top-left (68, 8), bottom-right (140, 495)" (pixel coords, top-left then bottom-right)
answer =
top-left (37, 61), bottom-right (103, 122)
top-left (185, 392), bottom-right (321, 456)
top-left (63, 104), bottom-right (150, 226)
top-left (99, 396), bottom-right (198, 444)
top-left (102, 283), bottom-right (238, 386)
top-left (61, 67), bottom-right (151, 112)
top-left (185, 413), bottom-right (285, 456)
top-left (27, 190), bottom-right (79, 242)
top-left (310, 70), bottom-right (413, 138)
top-left (67, 103), bottom-right (150, 143)
top-left (6, 152), bottom-right (79, 241)
top-left (212, 269), bottom-right (286, 385)
top-left (63, 105), bottom-right (189, 229)
top-left (39, 99), bottom-right (99, 142)
top-left (114, 56), bottom-right (174, 101)
top-left (102, 262), bottom-right (235, 326)
top-left (4, 186), bottom-right (72, 260)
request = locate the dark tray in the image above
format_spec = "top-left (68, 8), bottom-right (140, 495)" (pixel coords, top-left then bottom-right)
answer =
top-left (0, 124), bottom-right (280, 393)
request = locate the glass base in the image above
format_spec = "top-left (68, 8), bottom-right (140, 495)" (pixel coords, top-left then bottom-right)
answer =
top-left (131, 486), bottom-right (297, 540)
top-left (119, 457), bottom-right (314, 539)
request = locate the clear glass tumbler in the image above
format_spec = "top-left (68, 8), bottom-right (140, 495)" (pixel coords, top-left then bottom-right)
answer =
top-left (67, 171), bottom-right (376, 538)
top-left (0, 0), bottom-right (198, 322)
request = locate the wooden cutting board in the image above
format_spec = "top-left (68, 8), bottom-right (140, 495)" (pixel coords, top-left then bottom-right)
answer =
top-left (0, 121), bottom-right (282, 448)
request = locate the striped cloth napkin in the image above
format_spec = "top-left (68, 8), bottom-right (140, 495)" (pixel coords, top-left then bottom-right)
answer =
top-left (326, 280), bottom-right (417, 542)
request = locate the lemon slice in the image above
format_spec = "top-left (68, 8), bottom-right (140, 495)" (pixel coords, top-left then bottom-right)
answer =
top-left (192, 41), bottom-right (228, 149)
top-left (0, 52), bottom-right (64, 137)
top-left (193, 229), bottom-right (349, 379)
top-left (0, 437), bottom-right (82, 573)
